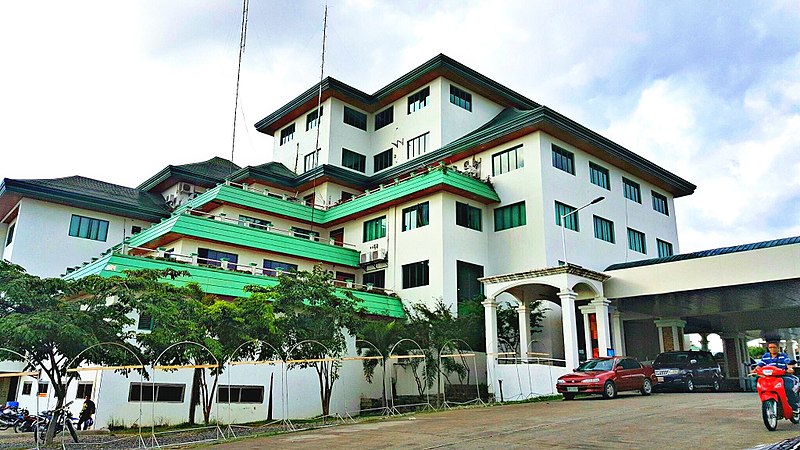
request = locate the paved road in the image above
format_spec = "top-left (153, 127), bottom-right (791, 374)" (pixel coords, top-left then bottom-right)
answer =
top-left (215, 392), bottom-right (800, 449)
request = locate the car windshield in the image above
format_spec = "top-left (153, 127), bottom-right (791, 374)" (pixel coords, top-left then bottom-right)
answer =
top-left (576, 359), bottom-right (614, 371)
top-left (654, 353), bottom-right (689, 365)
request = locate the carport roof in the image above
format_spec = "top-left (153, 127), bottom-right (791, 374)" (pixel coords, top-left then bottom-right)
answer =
top-left (605, 236), bottom-right (800, 271)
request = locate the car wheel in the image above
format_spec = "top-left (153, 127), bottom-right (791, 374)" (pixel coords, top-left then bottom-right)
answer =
top-left (685, 377), bottom-right (695, 393)
top-left (641, 379), bottom-right (653, 396)
top-left (711, 377), bottom-right (721, 392)
top-left (562, 393), bottom-right (575, 401)
top-left (602, 381), bottom-right (617, 399)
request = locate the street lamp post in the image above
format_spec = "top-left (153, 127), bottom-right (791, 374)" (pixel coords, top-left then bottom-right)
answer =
top-left (560, 196), bottom-right (605, 267)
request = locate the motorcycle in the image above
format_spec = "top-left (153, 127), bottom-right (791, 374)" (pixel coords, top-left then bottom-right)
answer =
top-left (753, 365), bottom-right (800, 431)
top-left (13, 409), bottom-right (36, 433)
top-left (0, 402), bottom-right (20, 430)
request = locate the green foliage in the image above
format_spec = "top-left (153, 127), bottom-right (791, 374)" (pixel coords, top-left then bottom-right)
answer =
top-left (497, 300), bottom-right (547, 353)
top-left (749, 346), bottom-right (766, 360)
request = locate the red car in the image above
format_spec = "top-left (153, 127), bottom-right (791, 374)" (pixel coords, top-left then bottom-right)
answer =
top-left (556, 356), bottom-right (657, 400)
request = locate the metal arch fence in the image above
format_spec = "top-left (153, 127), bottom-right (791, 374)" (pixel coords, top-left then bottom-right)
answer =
top-left (340, 339), bottom-right (391, 418)
top-left (387, 338), bottom-right (433, 414)
top-left (438, 338), bottom-right (485, 409)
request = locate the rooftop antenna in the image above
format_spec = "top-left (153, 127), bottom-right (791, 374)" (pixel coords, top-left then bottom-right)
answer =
top-left (309, 3), bottom-right (328, 234)
top-left (229, 0), bottom-right (250, 175)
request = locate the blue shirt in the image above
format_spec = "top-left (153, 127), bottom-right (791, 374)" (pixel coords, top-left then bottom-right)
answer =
top-left (758, 352), bottom-right (794, 369)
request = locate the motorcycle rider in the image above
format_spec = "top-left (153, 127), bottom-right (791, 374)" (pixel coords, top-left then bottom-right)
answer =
top-left (756, 341), bottom-right (800, 413)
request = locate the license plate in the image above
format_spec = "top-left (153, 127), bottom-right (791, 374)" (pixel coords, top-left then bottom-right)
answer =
top-left (567, 387), bottom-right (579, 392)
top-left (657, 377), bottom-right (664, 382)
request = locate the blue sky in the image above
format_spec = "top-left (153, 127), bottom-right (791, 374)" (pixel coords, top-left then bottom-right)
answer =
top-left (1, 1), bottom-right (799, 253)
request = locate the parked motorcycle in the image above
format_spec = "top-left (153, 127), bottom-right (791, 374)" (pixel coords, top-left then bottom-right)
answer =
top-left (13, 409), bottom-right (36, 433)
top-left (33, 401), bottom-right (78, 444)
top-left (753, 365), bottom-right (800, 431)
top-left (0, 402), bottom-right (20, 430)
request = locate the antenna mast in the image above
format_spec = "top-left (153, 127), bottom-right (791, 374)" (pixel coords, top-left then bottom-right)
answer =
top-left (230, 0), bottom-right (250, 172)
top-left (309, 4), bottom-right (327, 232)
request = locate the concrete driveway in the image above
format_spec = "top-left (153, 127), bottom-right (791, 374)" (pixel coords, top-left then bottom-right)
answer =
top-left (214, 392), bottom-right (800, 449)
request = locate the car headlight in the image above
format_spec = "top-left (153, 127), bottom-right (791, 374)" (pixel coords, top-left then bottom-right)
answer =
top-left (582, 378), bottom-right (600, 383)
top-left (557, 379), bottom-right (565, 384)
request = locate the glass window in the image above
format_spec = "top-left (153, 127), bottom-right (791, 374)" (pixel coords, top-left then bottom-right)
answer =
top-left (304, 150), bottom-right (319, 172)
top-left (131, 225), bottom-right (142, 235)
top-left (68, 214), bottom-right (109, 242)
top-left (22, 381), bottom-right (32, 396)
top-left (279, 124), bottom-right (295, 145)
top-left (374, 106), bottom-right (394, 131)
top-left (137, 312), bottom-right (154, 331)
top-left (374, 149), bottom-right (393, 172)
top-left (555, 201), bottom-right (579, 232)
top-left (593, 215), bottom-right (614, 243)
top-left (5, 223), bottom-right (14, 246)
top-left (363, 270), bottom-right (385, 288)
top-left (306, 106), bottom-right (323, 131)
top-left (455, 202), bottom-right (482, 231)
top-left (407, 87), bottom-right (430, 114)
top-left (343, 106), bottom-right (367, 131)
top-left (623, 178), bottom-right (642, 203)
top-left (552, 144), bottom-right (575, 175)
top-left (329, 228), bottom-right (344, 246)
top-left (589, 162), bottom-right (610, 190)
top-left (363, 216), bottom-right (387, 242)
top-left (263, 259), bottom-right (298, 274)
top-left (217, 385), bottom-right (264, 404)
top-left (75, 382), bottom-right (93, 399)
top-left (402, 260), bottom-right (429, 288)
top-left (197, 248), bottom-right (239, 267)
top-left (407, 132), bottom-right (430, 159)
top-left (238, 215), bottom-right (272, 229)
top-left (657, 239), bottom-right (674, 257)
top-left (627, 228), bottom-right (647, 254)
top-left (38, 382), bottom-right (48, 394)
top-left (491, 145), bottom-right (523, 176)
top-left (342, 148), bottom-right (366, 172)
top-left (456, 261), bottom-right (483, 303)
top-left (652, 191), bottom-right (669, 215)
top-left (494, 202), bottom-right (527, 231)
top-left (291, 227), bottom-right (320, 240)
top-left (449, 85), bottom-right (472, 111)
top-left (128, 383), bottom-right (185, 402)
top-left (402, 202), bottom-right (429, 231)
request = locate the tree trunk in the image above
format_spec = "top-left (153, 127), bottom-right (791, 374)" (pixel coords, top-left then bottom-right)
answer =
top-left (266, 373), bottom-right (274, 421)
top-left (189, 368), bottom-right (201, 424)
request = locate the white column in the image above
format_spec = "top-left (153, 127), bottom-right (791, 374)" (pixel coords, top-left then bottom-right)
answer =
top-left (517, 300), bottom-right (531, 360)
top-left (592, 297), bottom-right (611, 358)
top-left (578, 305), bottom-right (594, 360)
top-left (559, 289), bottom-right (580, 370)
top-left (654, 319), bottom-right (687, 352)
top-left (610, 309), bottom-right (626, 356)
top-left (482, 297), bottom-right (500, 396)
top-left (791, 339), bottom-right (798, 361)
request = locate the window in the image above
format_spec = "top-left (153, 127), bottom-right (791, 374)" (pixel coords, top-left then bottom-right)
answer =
top-left (128, 383), bottom-right (185, 402)
top-left (593, 215), bottom-right (615, 243)
top-left (239, 215), bottom-right (272, 229)
top-left (589, 162), bottom-right (610, 190)
top-left (197, 248), bottom-right (239, 267)
top-left (76, 382), bottom-right (93, 399)
top-left (652, 191), bottom-right (669, 215)
top-left (279, 124), bottom-right (295, 145)
top-left (402, 202), bottom-right (429, 231)
top-left (22, 381), bottom-right (32, 396)
top-left (455, 202), bottom-right (482, 231)
top-left (374, 149), bottom-right (393, 172)
top-left (304, 150), bottom-right (320, 172)
top-left (657, 239), bottom-right (674, 257)
top-left (343, 106), bottom-right (367, 130)
top-left (137, 312), bottom-right (154, 331)
top-left (329, 228), bottom-right (344, 247)
top-left (340, 191), bottom-right (354, 202)
top-left (38, 382), bottom-right (49, 395)
top-left (342, 148), bottom-right (366, 172)
top-left (407, 132), bottom-right (429, 159)
top-left (450, 85), bottom-right (472, 111)
top-left (491, 145), bottom-right (523, 176)
top-left (618, 359), bottom-right (641, 370)
top-left (627, 228), bottom-right (647, 254)
top-left (623, 178), bottom-right (641, 203)
top-left (4, 223), bottom-right (14, 246)
top-left (363, 270), bottom-right (385, 288)
top-left (555, 201), bottom-right (579, 231)
top-left (217, 385), bottom-right (264, 404)
top-left (363, 216), bottom-right (387, 242)
top-left (131, 225), bottom-right (142, 235)
top-left (494, 202), bottom-right (527, 231)
top-left (263, 259), bottom-right (298, 274)
top-left (335, 272), bottom-right (355, 284)
top-left (374, 107), bottom-right (394, 131)
top-left (552, 144), bottom-right (575, 175)
top-left (69, 215), bottom-right (109, 242)
top-left (306, 106), bottom-right (323, 131)
top-left (407, 87), bottom-right (430, 114)
top-left (291, 227), bottom-right (320, 240)
top-left (402, 260), bottom-right (429, 289)
top-left (456, 261), bottom-right (484, 303)
top-left (303, 194), bottom-right (315, 206)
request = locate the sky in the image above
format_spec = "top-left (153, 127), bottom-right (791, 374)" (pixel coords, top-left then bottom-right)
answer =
top-left (1, 1), bottom-right (799, 253)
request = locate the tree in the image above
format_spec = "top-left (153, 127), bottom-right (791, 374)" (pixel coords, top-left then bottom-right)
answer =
top-left (0, 261), bottom-right (141, 442)
top-left (497, 300), bottom-right (548, 354)
top-left (355, 319), bottom-right (405, 407)
top-left (247, 266), bottom-right (361, 417)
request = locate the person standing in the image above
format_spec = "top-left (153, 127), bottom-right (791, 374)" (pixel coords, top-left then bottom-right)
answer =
top-left (77, 395), bottom-right (96, 430)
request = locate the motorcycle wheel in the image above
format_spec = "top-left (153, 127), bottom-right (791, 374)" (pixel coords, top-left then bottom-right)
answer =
top-left (763, 399), bottom-right (779, 431)
top-left (791, 409), bottom-right (800, 424)
top-left (0, 420), bottom-right (9, 431)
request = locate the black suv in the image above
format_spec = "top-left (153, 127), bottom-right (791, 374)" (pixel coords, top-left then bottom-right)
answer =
top-left (651, 350), bottom-right (723, 392)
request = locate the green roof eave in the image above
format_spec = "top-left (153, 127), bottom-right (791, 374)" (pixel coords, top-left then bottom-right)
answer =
top-left (65, 254), bottom-right (405, 318)
top-left (1, 179), bottom-right (169, 222)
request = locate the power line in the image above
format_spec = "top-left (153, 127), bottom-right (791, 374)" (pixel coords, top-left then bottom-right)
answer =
top-left (230, 0), bottom-right (250, 173)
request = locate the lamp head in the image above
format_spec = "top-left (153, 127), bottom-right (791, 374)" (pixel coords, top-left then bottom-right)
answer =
top-left (591, 196), bottom-right (605, 205)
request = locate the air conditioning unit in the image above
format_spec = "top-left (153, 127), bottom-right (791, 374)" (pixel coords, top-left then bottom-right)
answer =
top-left (180, 183), bottom-right (194, 194)
top-left (360, 248), bottom-right (388, 264)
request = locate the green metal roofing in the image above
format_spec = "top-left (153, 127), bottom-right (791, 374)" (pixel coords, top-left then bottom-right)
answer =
top-left (64, 253), bottom-right (404, 318)
top-left (605, 236), bottom-right (800, 271)
top-left (125, 213), bottom-right (361, 268)
top-left (137, 156), bottom-right (240, 191)
top-left (254, 54), bottom-right (539, 134)
top-left (0, 176), bottom-right (171, 222)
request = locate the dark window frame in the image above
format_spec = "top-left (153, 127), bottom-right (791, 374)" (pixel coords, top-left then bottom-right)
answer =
top-left (455, 202), bottom-right (482, 231)
top-left (128, 383), bottom-right (186, 403)
top-left (623, 178), bottom-right (642, 203)
top-left (402, 202), bottom-right (429, 231)
top-left (593, 215), bottom-right (615, 243)
top-left (263, 259), bottom-right (298, 274)
top-left (491, 145), bottom-right (524, 176)
top-left (407, 87), bottom-right (430, 114)
top-left (552, 144), bottom-right (575, 175)
top-left (341, 148), bottom-right (367, 173)
top-left (306, 106), bottom-right (323, 131)
top-left (374, 106), bottom-right (394, 131)
top-left (279, 124), bottom-right (295, 145)
top-left (69, 214), bottom-right (109, 242)
top-left (555, 201), bottom-right (579, 232)
top-left (304, 149), bottom-right (320, 172)
top-left (627, 228), bottom-right (647, 254)
top-left (589, 162), bottom-right (610, 190)
top-left (406, 132), bottom-right (430, 159)
top-left (343, 106), bottom-right (367, 131)
top-left (494, 202), bottom-right (527, 232)
top-left (449, 85), bottom-right (472, 111)
top-left (5, 222), bottom-right (15, 246)
top-left (363, 216), bottom-right (387, 242)
top-left (363, 270), bottom-right (386, 288)
top-left (657, 239), bottom-right (674, 257)
top-left (217, 385), bottom-right (264, 404)
top-left (374, 148), bottom-right (393, 172)
top-left (402, 260), bottom-right (430, 289)
top-left (197, 248), bottom-right (239, 268)
top-left (652, 191), bottom-right (669, 215)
